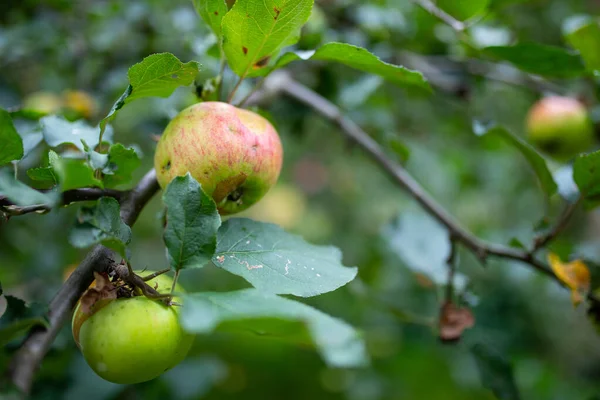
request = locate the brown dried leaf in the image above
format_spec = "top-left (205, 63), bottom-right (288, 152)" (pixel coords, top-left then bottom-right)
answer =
top-left (79, 272), bottom-right (117, 315)
top-left (439, 301), bottom-right (475, 342)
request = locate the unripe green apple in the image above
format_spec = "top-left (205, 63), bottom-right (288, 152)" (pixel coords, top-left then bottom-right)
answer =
top-left (72, 271), bottom-right (194, 384)
top-left (154, 102), bottom-right (283, 215)
top-left (526, 96), bottom-right (594, 160)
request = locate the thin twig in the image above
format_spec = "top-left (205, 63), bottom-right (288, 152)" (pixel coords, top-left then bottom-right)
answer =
top-left (410, 0), bottom-right (466, 32)
top-left (445, 237), bottom-right (457, 302)
top-left (141, 268), bottom-right (171, 281)
top-left (0, 188), bottom-right (124, 217)
top-left (8, 169), bottom-right (159, 394)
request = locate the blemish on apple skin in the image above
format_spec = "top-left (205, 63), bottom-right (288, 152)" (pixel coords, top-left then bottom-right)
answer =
top-left (242, 46), bottom-right (248, 55)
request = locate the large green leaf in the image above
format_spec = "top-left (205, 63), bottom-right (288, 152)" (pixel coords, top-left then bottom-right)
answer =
top-left (472, 343), bottom-right (521, 400)
top-left (222, 0), bottom-right (313, 78)
top-left (40, 115), bottom-right (113, 151)
top-left (573, 151), bottom-right (600, 208)
top-left (192, 0), bottom-right (229, 37)
top-left (69, 197), bottom-right (131, 257)
top-left (0, 170), bottom-right (58, 207)
top-left (127, 53), bottom-right (201, 102)
top-left (484, 43), bottom-right (586, 78)
top-left (272, 43), bottom-right (431, 91)
top-left (0, 295), bottom-right (48, 347)
top-left (212, 218), bottom-right (357, 297)
top-left (474, 123), bottom-right (557, 197)
top-left (564, 16), bottom-right (600, 73)
top-left (180, 289), bottom-right (368, 368)
top-left (0, 109), bottom-right (24, 166)
top-left (163, 174), bottom-right (221, 271)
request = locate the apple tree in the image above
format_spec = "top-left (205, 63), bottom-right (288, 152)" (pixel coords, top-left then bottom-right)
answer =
top-left (2, 0), bottom-right (600, 399)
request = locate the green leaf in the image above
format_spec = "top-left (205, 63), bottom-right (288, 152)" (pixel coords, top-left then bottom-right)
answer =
top-left (102, 144), bottom-right (141, 188)
top-left (193, 0), bottom-right (229, 37)
top-left (163, 174), bottom-right (221, 271)
top-left (69, 197), bottom-right (131, 257)
top-left (474, 122), bottom-right (557, 197)
top-left (564, 17), bottom-right (600, 73)
top-left (180, 289), bottom-right (368, 368)
top-left (127, 53), bottom-right (200, 102)
top-left (272, 43), bottom-right (431, 92)
top-left (222, 0), bottom-right (314, 78)
top-left (27, 167), bottom-right (58, 187)
top-left (0, 170), bottom-right (58, 207)
top-left (436, 0), bottom-right (489, 20)
top-left (484, 43), bottom-right (586, 78)
top-left (212, 218), bottom-right (357, 297)
top-left (98, 85), bottom-right (132, 143)
top-left (40, 115), bottom-right (113, 151)
top-left (573, 151), bottom-right (600, 208)
top-left (472, 343), bottom-right (521, 400)
top-left (0, 295), bottom-right (48, 348)
top-left (50, 151), bottom-right (103, 191)
top-left (0, 109), bottom-right (24, 166)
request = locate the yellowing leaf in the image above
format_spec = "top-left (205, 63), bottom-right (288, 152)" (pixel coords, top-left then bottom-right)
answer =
top-left (548, 253), bottom-right (590, 306)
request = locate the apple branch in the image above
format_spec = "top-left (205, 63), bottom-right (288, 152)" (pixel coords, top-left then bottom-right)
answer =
top-left (410, 0), bottom-right (467, 32)
top-left (0, 188), bottom-right (124, 218)
top-left (8, 169), bottom-right (159, 394)
top-left (264, 71), bottom-right (574, 289)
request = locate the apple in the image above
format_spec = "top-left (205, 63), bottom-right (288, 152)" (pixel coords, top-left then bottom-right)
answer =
top-left (72, 271), bottom-right (194, 384)
top-left (526, 96), bottom-right (594, 160)
top-left (22, 91), bottom-right (62, 115)
top-left (62, 90), bottom-right (98, 119)
top-left (154, 102), bottom-right (283, 215)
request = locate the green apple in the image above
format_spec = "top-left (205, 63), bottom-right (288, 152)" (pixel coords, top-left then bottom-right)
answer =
top-left (154, 102), bottom-right (283, 215)
top-left (72, 271), bottom-right (194, 384)
top-left (526, 96), bottom-right (594, 160)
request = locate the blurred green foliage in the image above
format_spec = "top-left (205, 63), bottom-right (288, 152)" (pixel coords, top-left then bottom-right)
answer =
top-left (2, 0), bottom-right (600, 399)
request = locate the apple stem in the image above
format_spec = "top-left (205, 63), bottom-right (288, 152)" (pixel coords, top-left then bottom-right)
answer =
top-left (227, 76), bottom-right (244, 104)
top-left (170, 269), bottom-right (180, 296)
top-left (236, 76), bottom-right (266, 108)
top-left (217, 55), bottom-right (227, 101)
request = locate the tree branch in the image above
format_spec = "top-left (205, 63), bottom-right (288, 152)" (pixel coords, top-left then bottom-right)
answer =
top-left (0, 188), bottom-right (124, 217)
top-left (410, 0), bottom-right (466, 32)
top-left (8, 169), bottom-right (159, 394)
top-left (265, 71), bottom-right (562, 283)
